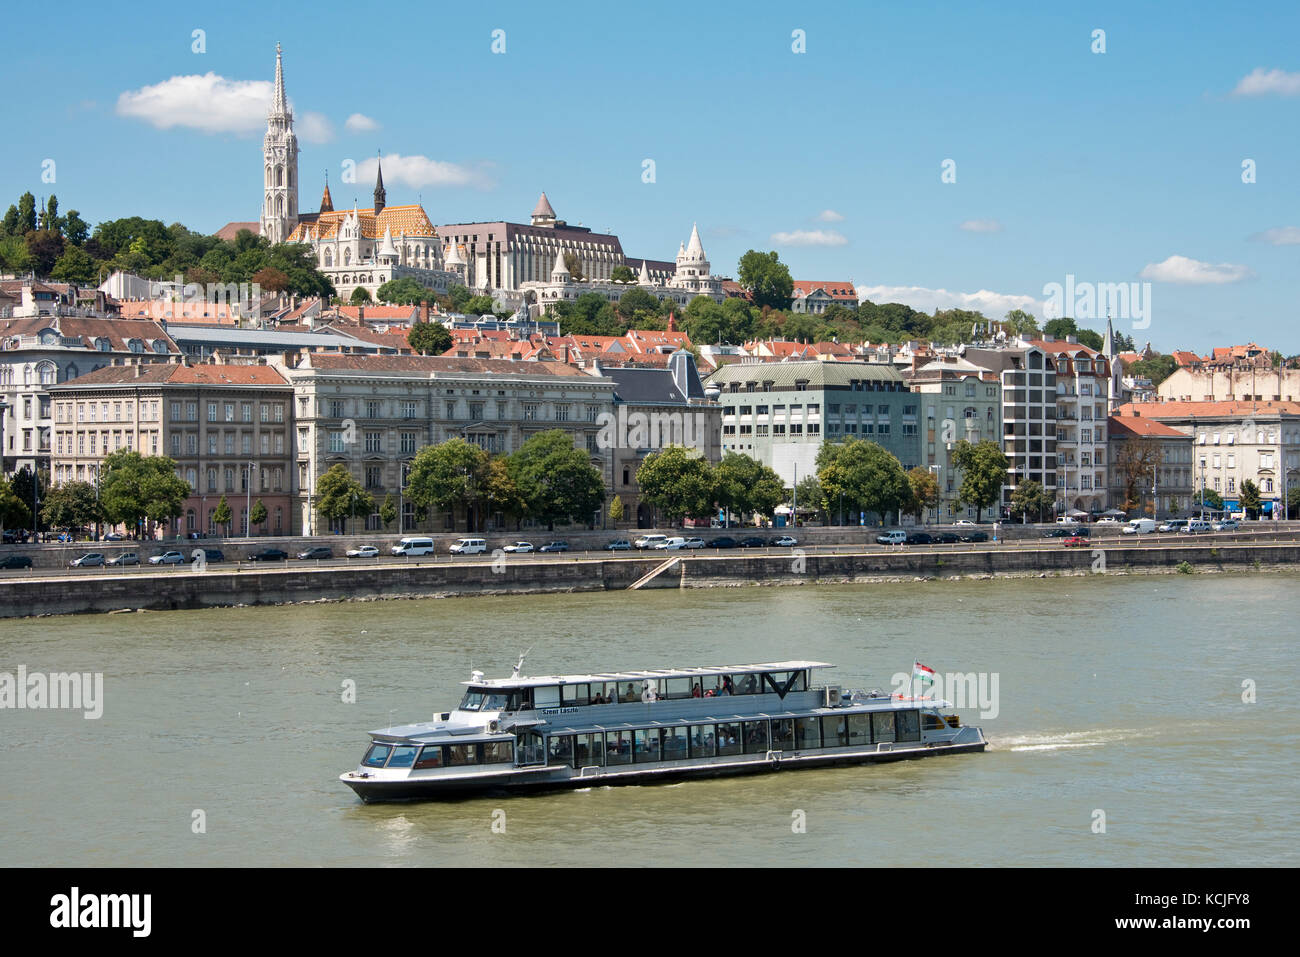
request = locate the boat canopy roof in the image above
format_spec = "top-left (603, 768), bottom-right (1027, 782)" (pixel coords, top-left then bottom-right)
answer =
top-left (463, 660), bottom-right (834, 689)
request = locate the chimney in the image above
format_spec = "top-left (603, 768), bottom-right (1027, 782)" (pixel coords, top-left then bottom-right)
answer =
top-left (420, 301), bottom-right (429, 323)
top-left (358, 306), bottom-right (365, 322)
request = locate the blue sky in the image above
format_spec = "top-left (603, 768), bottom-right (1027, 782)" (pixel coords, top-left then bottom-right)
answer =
top-left (2, 0), bottom-right (1297, 352)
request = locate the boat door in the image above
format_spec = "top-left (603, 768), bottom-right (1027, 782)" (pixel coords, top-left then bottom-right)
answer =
top-left (516, 730), bottom-right (545, 766)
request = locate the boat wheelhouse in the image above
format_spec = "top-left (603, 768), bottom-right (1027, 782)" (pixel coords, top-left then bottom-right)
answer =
top-left (340, 660), bottom-right (987, 802)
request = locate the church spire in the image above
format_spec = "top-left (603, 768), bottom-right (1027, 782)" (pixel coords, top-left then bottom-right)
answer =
top-left (373, 153), bottom-right (386, 215)
top-left (261, 42), bottom-right (299, 245)
top-left (319, 170), bottom-right (334, 213)
top-left (271, 42), bottom-right (289, 118)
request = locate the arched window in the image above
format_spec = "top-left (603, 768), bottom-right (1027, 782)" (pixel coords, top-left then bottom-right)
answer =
top-left (266, 165), bottom-right (272, 186)
top-left (344, 248), bottom-right (351, 266)
top-left (276, 166), bottom-right (283, 187)
top-left (37, 362), bottom-right (57, 385)
top-left (324, 248), bottom-right (333, 267)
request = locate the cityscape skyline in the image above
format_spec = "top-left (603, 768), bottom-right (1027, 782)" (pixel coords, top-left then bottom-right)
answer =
top-left (2, 1), bottom-right (1298, 352)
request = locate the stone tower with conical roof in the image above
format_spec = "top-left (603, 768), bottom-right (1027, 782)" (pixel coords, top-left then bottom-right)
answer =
top-left (531, 192), bottom-right (556, 226)
top-left (260, 43), bottom-right (299, 244)
top-left (319, 171), bottom-right (334, 213)
top-left (373, 156), bottom-right (387, 216)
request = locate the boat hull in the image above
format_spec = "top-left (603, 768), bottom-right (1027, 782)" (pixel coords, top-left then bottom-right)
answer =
top-left (341, 738), bottom-right (987, 803)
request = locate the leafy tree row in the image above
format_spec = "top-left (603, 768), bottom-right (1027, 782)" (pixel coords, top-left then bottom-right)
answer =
top-left (635, 449), bottom-right (786, 524)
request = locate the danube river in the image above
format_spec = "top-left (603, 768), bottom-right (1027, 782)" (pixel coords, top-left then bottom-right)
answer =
top-left (2, 573), bottom-right (1297, 867)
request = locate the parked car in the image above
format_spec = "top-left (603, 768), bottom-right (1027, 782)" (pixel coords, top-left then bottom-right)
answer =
top-left (1044, 526), bottom-right (1088, 538)
top-left (654, 537), bottom-right (688, 550)
top-left (1158, 519), bottom-right (1188, 533)
top-left (2, 529), bottom-right (29, 544)
top-left (953, 520), bottom-right (977, 528)
top-left (102, 532), bottom-right (125, 541)
top-left (906, 532), bottom-right (934, 545)
top-left (708, 536), bottom-right (739, 549)
top-left (773, 536), bottom-right (798, 547)
top-left (1213, 519), bottom-right (1240, 531)
top-left (877, 530), bottom-right (907, 545)
top-left (934, 532), bottom-right (961, 544)
top-left (604, 540), bottom-right (632, 551)
top-left (347, 545), bottom-right (380, 558)
top-left (633, 534), bottom-right (668, 550)
top-left (1056, 516), bottom-right (1082, 525)
top-left (503, 542), bottom-right (534, 553)
top-left (960, 531), bottom-right (989, 543)
top-left (1123, 519), bottom-right (1157, 535)
top-left (0, 555), bottom-right (33, 569)
top-left (1184, 520), bottom-right (1212, 535)
top-left (68, 553), bottom-right (105, 567)
top-left (390, 537), bottom-right (435, 557)
top-left (249, 548), bottom-right (288, 561)
top-left (106, 552), bottom-right (140, 567)
top-left (539, 541), bottom-right (571, 553)
top-left (203, 549), bottom-right (225, 564)
top-left (1096, 516), bottom-right (1121, 525)
top-left (149, 551), bottom-right (186, 565)
top-left (739, 537), bottom-right (768, 548)
top-left (1063, 535), bottom-right (1090, 547)
top-left (448, 538), bottom-right (486, 555)
top-left (682, 538), bottom-right (706, 549)
top-left (297, 547), bottom-right (333, 560)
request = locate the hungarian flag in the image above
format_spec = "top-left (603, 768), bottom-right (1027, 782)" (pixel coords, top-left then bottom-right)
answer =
top-left (913, 662), bottom-right (936, 686)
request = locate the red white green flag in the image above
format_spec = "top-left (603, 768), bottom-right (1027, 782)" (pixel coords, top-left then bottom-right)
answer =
top-left (913, 662), bottom-right (936, 686)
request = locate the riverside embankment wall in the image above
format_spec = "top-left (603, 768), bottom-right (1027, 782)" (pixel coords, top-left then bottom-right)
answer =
top-left (1, 543), bottom-right (1297, 618)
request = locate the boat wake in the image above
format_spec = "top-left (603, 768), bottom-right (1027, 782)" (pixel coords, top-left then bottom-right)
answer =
top-left (995, 728), bottom-right (1150, 752)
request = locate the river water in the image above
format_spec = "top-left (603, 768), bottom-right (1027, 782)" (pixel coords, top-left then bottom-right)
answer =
top-left (2, 572), bottom-right (1296, 867)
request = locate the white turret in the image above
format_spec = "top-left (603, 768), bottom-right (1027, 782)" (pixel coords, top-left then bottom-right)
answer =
top-left (377, 226), bottom-right (398, 262)
top-left (550, 250), bottom-right (570, 282)
top-left (638, 260), bottom-right (652, 285)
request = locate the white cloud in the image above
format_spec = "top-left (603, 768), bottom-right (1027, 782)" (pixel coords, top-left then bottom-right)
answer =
top-left (345, 112), bottom-right (380, 133)
top-left (1139, 255), bottom-right (1254, 284)
top-left (959, 218), bottom-right (1003, 233)
top-left (1249, 226), bottom-right (1300, 245)
top-left (770, 229), bottom-right (848, 247)
top-left (115, 73), bottom-right (272, 135)
top-left (855, 283), bottom-right (1042, 317)
top-left (815, 209), bottom-right (844, 222)
top-left (299, 112), bottom-right (334, 143)
top-left (357, 154), bottom-right (492, 190)
top-left (1231, 67), bottom-right (1300, 97)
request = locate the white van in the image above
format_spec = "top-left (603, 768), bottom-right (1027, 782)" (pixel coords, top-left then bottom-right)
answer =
top-left (1123, 518), bottom-right (1157, 535)
top-left (448, 538), bottom-right (486, 555)
top-left (876, 530), bottom-right (907, 545)
top-left (1184, 520), bottom-right (1211, 535)
top-left (391, 537), bottom-right (436, 556)
top-left (654, 537), bottom-right (688, 550)
top-left (634, 534), bottom-right (668, 550)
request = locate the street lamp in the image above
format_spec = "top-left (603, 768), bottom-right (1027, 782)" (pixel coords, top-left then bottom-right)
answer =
top-left (245, 460), bottom-right (255, 537)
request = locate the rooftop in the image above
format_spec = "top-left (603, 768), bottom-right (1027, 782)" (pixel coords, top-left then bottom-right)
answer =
top-left (465, 661), bottom-right (834, 689)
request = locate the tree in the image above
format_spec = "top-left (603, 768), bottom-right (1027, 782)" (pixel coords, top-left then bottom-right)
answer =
top-left (252, 266), bottom-right (291, 295)
top-left (464, 294), bottom-right (497, 316)
top-left (99, 451), bottom-right (189, 537)
top-left (17, 192), bottom-right (37, 234)
top-left (1076, 328), bottom-right (1104, 352)
top-left (714, 452), bottom-right (785, 522)
top-left (407, 439), bottom-right (489, 531)
top-left (250, 499), bottom-right (268, 534)
top-left (25, 229), bottom-right (65, 275)
top-left (616, 287), bottom-right (660, 323)
top-left (212, 496), bottom-right (233, 536)
top-left (1128, 354), bottom-right (1178, 386)
top-left (315, 464), bottom-right (373, 534)
top-left (1003, 309), bottom-right (1040, 337)
top-left (0, 235), bottom-right (33, 274)
top-left (509, 431), bottom-right (605, 529)
top-left (63, 210), bottom-right (90, 246)
top-left (1043, 317), bottom-right (1077, 340)
top-left (9, 467), bottom-right (44, 532)
top-left (0, 480), bottom-right (32, 532)
top-left (794, 474), bottom-right (826, 523)
top-left (562, 252), bottom-right (585, 282)
top-left (408, 321), bottom-right (452, 355)
top-left (40, 481), bottom-right (100, 536)
top-left (1240, 480), bottom-right (1262, 519)
top-left (608, 494), bottom-right (625, 525)
top-left (553, 292), bottom-right (622, 336)
top-left (1113, 438), bottom-right (1160, 513)
top-left (1199, 489), bottom-right (1224, 512)
top-left (348, 286), bottom-right (373, 305)
top-left (816, 438), bottom-right (911, 525)
top-left (737, 250), bottom-right (794, 310)
top-left (483, 456), bottom-right (527, 529)
top-left (610, 265), bottom-right (636, 283)
top-left (906, 466), bottom-right (941, 522)
top-left (1286, 484), bottom-right (1300, 520)
top-left (950, 439), bottom-right (1008, 522)
top-left (636, 445), bottom-right (715, 523)
top-left (379, 493), bottom-right (397, 529)
top-left (377, 277), bottom-right (436, 304)
top-left (1009, 480), bottom-right (1053, 523)
top-left (50, 245), bottom-right (97, 284)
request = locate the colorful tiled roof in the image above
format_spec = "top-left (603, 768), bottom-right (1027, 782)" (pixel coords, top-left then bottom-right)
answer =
top-left (286, 204), bottom-right (436, 243)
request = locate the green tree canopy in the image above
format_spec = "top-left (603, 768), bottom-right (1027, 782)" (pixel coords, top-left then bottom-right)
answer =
top-left (610, 265), bottom-right (636, 283)
top-left (1009, 479), bottom-right (1053, 523)
top-left (816, 438), bottom-right (911, 524)
top-left (250, 498), bottom-right (268, 532)
top-left (636, 445), bottom-right (716, 523)
top-left (376, 277), bottom-right (437, 304)
top-left (1240, 480), bottom-right (1262, 518)
top-left (951, 439), bottom-right (1009, 522)
top-left (737, 250), bottom-right (794, 310)
top-left (348, 286), bottom-right (373, 305)
top-left (714, 452), bottom-right (785, 520)
top-left (509, 431), bottom-right (605, 529)
top-left (212, 495), bottom-right (233, 534)
top-left (315, 464), bottom-right (373, 532)
top-left (41, 481), bottom-right (100, 533)
top-left (99, 451), bottom-right (189, 534)
top-left (407, 439), bottom-right (489, 528)
top-left (408, 321), bottom-right (452, 355)
top-left (906, 466), bottom-right (941, 521)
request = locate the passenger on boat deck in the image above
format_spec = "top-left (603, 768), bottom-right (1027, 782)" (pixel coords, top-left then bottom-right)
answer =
top-left (720, 676), bottom-right (734, 695)
top-left (623, 684), bottom-right (638, 702)
top-left (691, 683), bottom-right (702, 698)
top-left (739, 674), bottom-right (758, 694)
top-left (591, 693), bottom-right (605, 705)
top-left (703, 689), bottom-right (716, 697)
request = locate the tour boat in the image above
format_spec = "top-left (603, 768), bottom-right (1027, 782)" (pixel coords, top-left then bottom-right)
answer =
top-left (339, 657), bottom-right (987, 802)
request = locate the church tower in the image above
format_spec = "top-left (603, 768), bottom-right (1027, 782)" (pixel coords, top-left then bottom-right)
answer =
top-left (373, 156), bottom-right (386, 216)
top-left (260, 43), bottom-right (299, 244)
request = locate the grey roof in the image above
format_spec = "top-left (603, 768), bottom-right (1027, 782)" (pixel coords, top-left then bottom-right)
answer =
top-left (165, 324), bottom-right (390, 351)
top-left (704, 360), bottom-right (903, 390)
top-left (606, 366), bottom-right (688, 405)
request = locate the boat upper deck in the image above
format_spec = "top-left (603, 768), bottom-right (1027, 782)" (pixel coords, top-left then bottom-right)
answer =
top-left (464, 660), bottom-right (834, 688)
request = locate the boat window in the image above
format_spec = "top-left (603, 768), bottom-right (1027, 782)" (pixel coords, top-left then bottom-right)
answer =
top-left (770, 719), bottom-right (795, 750)
top-left (547, 735), bottom-right (574, 767)
top-left (698, 675), bottom-right (722, 697)
top-left (517, 732), bottom-right (545, 766)
top-left (734, 673), bottom-right (762, 695)
top-left (714, 675), bottom-right (735, 697)
top-left (387, 745), bottom-right (418, 769)
top-left (663, 678), bottom-right (694, 700)
top-left (633, 728), bottom-right (661, 762)
top-left (617, 682), bottom-right (642, 703)
top-left (662, 725), bottom-right (689, 759)
top-left (362, 743), bottom-right (391, 768)
top-left (447, 744), bottom-right (480, 766)
top-left (535, 686), bottom-right (561, 709)
top-left (591, 681), bottom-right (619, 704)
top-left (742, 720), bottom-right (769, 754)
top-left (606, 731), bottom-right (632, 765)
top-left (459, 691), bottom-right (485, 712)
top-left (414, 745), bottom-right (443, 769)
top-left (481, 692), bottom-right (514, 711)
top-left (897, 710), bottom-right (921, 742)
top-left (717, 723), bottom-right (742, 756)
top-left (483, 741), bottom-right (514, 764)
top-left (821, 715), bottom-right (848, 747)
top-left (689, 725), bottom-right (716, 758)
top-left (575, 733), bottom-right (604, 767)
top-left (847, 714), bottom-right (871, 746)
top-left (872, 712), bottom-right (896, 743)
top-left (763, 671), bottom-right (808, 697)
top-left (794, 717), bottom-right (821, 749)
top-left (922, 712), bottom-right (947, 731)
top-left (561, 683), bottom-right (590, 706)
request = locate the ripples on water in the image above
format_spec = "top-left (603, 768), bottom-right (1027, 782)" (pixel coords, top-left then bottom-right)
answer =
top-left (1, 573), bottom-right (1296, 866)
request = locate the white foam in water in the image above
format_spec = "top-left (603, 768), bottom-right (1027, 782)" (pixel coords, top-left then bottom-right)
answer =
top-left (995, 728), bottom-right (1150, 752)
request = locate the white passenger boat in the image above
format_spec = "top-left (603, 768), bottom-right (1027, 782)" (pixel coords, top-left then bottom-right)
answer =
top-left (339, 658), bottom-right (987, 802)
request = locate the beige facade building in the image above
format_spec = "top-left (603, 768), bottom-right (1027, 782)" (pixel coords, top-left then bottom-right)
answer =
top-left (1105, 411), bottom-right (1196, 519)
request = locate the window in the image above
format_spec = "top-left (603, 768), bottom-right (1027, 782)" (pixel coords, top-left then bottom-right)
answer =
top-left (523, 403), bottom-right (538, 421)
top-left (364, 431), bottom-right (383, 453)
top-left (742, 720), bottom-right (769, 754)
top-left (717, 723), bottom-right (742, 756)
top-left (872, 711), bottom-right (896, 743)
top-left (555, 404), bottom-right (570, 422)
top-left (328, 432), bottom-right (347, 453)
top-left (400, 432), bottom-right (417, 454)
top-left (241, 403), bottom-right (252, 423)
top-left (224, 403), bottom-right (235, 423)
top-left (401, 400), bottom-right (417, 419)
top-left (366, 400), bottom-right (381, 419)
